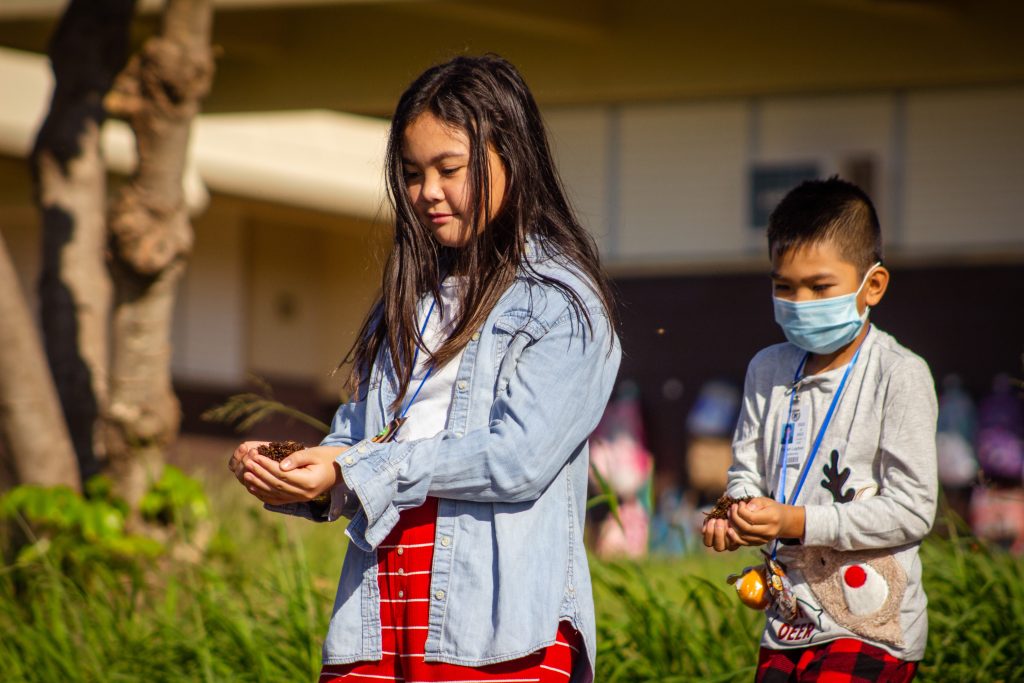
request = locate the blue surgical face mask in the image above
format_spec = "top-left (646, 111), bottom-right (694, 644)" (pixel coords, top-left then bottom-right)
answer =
top-left (773, 263), bottom-right (881, 355)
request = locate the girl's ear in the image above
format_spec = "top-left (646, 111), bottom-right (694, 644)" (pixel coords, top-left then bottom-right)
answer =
top-left (864, 265), bottom-right (890, 307)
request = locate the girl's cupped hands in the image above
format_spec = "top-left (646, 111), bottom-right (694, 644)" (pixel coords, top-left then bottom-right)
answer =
top-left (228, 442), bottom-right (348, 506)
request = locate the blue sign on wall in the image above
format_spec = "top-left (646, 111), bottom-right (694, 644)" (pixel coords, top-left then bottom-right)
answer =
top-left (750, 164), bottom-right (820, 228)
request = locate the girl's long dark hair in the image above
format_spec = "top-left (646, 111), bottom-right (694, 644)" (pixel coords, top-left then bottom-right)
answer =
top-left (344, 54), bottom-right (617, 410)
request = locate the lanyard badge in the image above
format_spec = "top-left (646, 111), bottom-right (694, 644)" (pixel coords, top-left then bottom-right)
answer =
top-left (372, 416), bottom-right (407, 443)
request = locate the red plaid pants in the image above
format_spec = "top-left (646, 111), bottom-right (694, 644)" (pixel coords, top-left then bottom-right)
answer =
top-left (321, 497), bottom-right (582, 682)
top-left (757, 639), bottom-right (918, 682)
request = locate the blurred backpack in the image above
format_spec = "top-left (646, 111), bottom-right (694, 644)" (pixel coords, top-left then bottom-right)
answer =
top-left (686, 379), bottom-right (740, 438)
top-left (975, 374), bottom-right (1024, 483)
top-left (936, 375), bottom-right (978, 488)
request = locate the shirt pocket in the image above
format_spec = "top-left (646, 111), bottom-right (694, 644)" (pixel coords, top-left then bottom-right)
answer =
top-left (492, 312), bottom-right (544, 394)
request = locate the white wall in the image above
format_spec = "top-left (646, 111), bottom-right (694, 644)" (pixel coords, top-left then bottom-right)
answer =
top-left (545, 107), bottom-right (612, 255)
top-left (8, 85), bottom-right (1021, 396)
top-left (903, 87), bottom-right (1024, 252)
top-left (244, 218), bottom-right (327, 382)
top-left (755, 95), bottom-right (894, 230)
top-left (171, 203), bottom-right (246, 385)
top-left (316, 223), bottom-right (388, 399)
top-left (239, 211), bottom-right (386, 396)
top-left (168, 196), bottom-right (387, 394)
top-left (545, 85), bottom-right (1024, 268)
top-left (617, 101), bottom-right (752, 260)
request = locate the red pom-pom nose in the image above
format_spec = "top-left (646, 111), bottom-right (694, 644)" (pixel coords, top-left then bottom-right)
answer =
top-left (844, 565), bottom-right (867, 588)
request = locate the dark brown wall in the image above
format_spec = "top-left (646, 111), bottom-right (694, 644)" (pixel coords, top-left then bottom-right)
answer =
top-left (177, 262), bottom-right (1022, 472)
top-left (612, 263), bottom-right (1024, 480)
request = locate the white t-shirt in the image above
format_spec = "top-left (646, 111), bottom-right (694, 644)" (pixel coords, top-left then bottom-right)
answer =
top-left (394, 278), bottom-right (465, 443)
top-left (327, 279), bottom-right (465, 519)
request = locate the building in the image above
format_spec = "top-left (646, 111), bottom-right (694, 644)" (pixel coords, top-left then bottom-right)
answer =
top-left (1, 0), bottom-right (1022, 470)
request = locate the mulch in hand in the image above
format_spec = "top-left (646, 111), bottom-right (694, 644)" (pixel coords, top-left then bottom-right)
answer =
top-left (704, 494), bottom-right (753, 520)
top-left (257, 441), bottom-right (306, 462)
top-left (255, 441), bottom-right (329, 505)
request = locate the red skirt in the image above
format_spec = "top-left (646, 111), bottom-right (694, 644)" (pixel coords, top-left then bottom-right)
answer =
top-left (321, 498), bottom-right (583, 682)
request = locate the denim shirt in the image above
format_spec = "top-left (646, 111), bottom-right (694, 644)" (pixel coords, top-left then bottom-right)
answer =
top-left (269, 245), bottom-right (621, 682)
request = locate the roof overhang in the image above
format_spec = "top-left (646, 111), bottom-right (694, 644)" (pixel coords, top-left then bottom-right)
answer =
top-left (0, 45), bottom-right (389, 219)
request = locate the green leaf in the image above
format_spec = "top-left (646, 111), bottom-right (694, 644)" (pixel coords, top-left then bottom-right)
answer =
top-left (201, 378), bottom-right (330, 434)
top-left (588, 461), bottom-right (623, 529)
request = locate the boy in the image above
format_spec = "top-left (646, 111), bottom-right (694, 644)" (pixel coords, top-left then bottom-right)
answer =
top-left (704, 178), bottom-right (937, 682)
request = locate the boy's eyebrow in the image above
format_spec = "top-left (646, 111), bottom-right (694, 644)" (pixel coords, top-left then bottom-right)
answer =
top-left (402, 151), bottom-right (469, 165)
top-left (770, 271), bottom-right (838, 282)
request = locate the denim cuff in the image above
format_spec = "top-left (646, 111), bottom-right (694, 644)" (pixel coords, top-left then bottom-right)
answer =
top-left (338, 438), bottom-right (406, 548)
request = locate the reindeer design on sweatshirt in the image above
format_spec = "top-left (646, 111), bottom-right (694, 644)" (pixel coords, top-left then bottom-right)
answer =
top-left (797, 450), bottom-right (908, 648)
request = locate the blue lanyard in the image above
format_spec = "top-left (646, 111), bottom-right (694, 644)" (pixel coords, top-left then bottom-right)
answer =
top-left (398, 298), bottom-right (437, 419)
top-left (769, 331), bottom-right (867, 559)
top-left (775, 330), bottom-right (868, 507)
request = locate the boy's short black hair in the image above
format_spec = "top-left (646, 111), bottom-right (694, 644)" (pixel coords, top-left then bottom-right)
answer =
top-left (767, 176), bottom-right (883, 274)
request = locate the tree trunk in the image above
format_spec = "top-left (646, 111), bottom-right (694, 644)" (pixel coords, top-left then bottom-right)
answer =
top-left (104, 0), bottom-right (214, 508)
top-left (30, 0), bottom-right (137, 484)
top-left (0, 231), bottom-right (80, 492)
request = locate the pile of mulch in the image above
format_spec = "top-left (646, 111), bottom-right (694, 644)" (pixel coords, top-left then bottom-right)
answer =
top-left (704, 494), bottom-right (753, 520)
top-left (257, 441), bottom-right (306, 462)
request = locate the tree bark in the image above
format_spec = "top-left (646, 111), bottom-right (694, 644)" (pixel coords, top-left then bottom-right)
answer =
top-left (30, 0), bottom-right (137, 483)
top-left (104, 0), bottom-right (214, 508)
top-left (0, 231), bottom-right (80, 492)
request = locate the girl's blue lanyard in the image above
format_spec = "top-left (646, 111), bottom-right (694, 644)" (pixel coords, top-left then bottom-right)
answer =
top-left (399, 298), bottom-right (437, 420)
top-left (771, 329), bottom-right (867, 556)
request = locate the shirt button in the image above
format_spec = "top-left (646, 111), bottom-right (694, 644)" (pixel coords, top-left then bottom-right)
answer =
top-left (358, 445), bottom-right (368, 454)
top-left (397, 568), bottom-right (405, 576)
top-left (471, 332), bottom-right (481, 341)
top-left (457, 380), bottom-right (468, 391)
top-left (398, 590), bottom-right (404, 598)
top-left (343, 456), bottom-right (354, 465)
top-left (434, 590), bottom-right (445, 600)
top-left (454, 431), bottom-right (464, 438)
top-left (440, 537), bottom-right (450, 547)
top-left (396, 547), bottom-right (404, 555)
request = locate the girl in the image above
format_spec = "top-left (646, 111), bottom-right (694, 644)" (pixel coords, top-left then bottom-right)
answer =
top-left (228, 54), bottom-right (620, 683)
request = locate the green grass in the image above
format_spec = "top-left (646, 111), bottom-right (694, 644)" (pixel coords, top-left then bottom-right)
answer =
top-left (592, 556), bottom-right (761, 682)
top-left (2, 477), bottom-right (1023, 682)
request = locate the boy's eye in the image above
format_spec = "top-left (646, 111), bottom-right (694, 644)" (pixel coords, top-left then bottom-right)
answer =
top-left (773, 283), bottom-right (790, 292)
top-left (812, 283), bottom-right (834, 293)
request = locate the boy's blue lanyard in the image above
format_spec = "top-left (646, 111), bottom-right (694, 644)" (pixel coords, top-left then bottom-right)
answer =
top-left (398, 298), bottom-right (437, 420)
top-left (771, 330), bottom-right (867, 556)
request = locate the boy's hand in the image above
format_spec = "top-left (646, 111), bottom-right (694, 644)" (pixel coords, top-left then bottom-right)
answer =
top-left (701, 516), bottom-right (741, 552)
top-left (728, 497), bottom-right (805, 545)
top-left (241, 445), bottom-right (348, 506)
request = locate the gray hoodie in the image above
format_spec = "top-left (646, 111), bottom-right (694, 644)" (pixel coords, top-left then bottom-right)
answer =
top-left (727, 325), bottom-right (938, 661)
